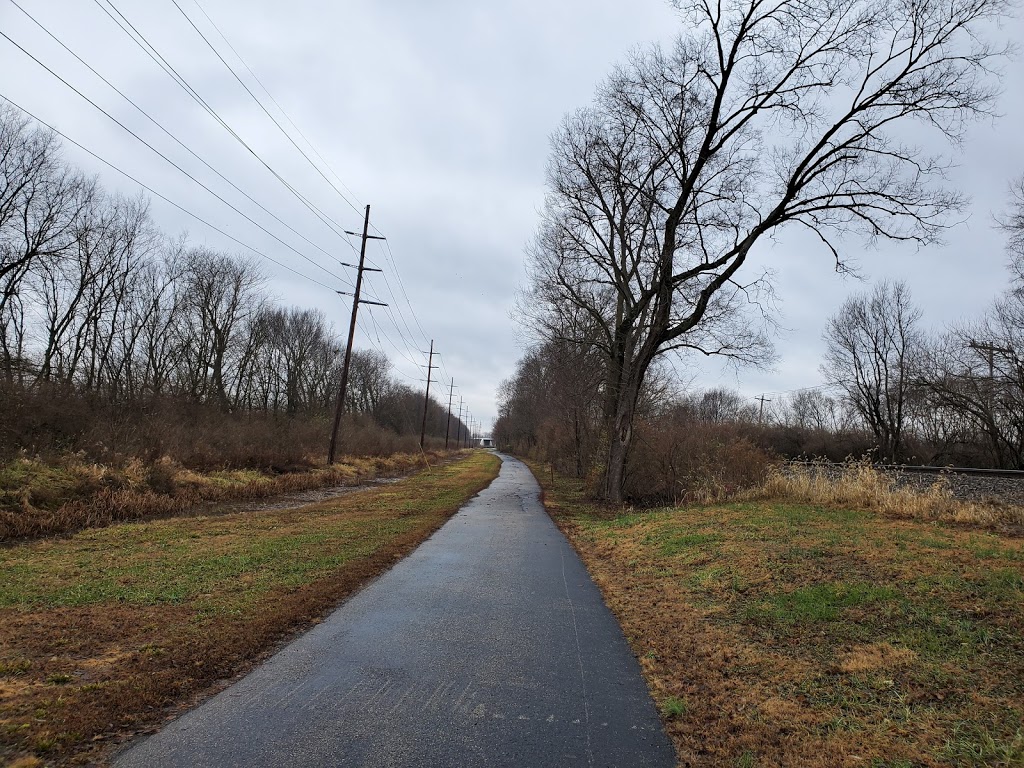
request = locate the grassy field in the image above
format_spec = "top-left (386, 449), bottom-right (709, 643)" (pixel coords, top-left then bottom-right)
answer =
top-left (535, 468), bottom-right (1024, 767)
top-left (0, 451), bottom-right (500, 767)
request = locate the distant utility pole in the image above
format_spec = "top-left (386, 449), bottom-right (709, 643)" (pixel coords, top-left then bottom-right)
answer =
top-left (327, 204), bottom-right (387, 464)
top-left (444, 379), bottom-right (456, 450)
top-left (456, 399), bottom-right (465, 449)
top-left (756, 394), bottom-right (772, 424)
top-left (969, 340), bottom-right (1015, 379)
top-left (419, 340), bottom-right (438, 449)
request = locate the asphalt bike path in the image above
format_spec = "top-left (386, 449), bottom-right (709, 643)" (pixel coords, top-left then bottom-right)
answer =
top-left (115, 454), bottom-right (675, 767)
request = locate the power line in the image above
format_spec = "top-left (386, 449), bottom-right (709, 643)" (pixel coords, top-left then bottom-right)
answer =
top-left (89, 0), bottom-right (359, 251)
top-left (4, 0), bottom-right (348, 279)
top-left (91, 0), bottom-right (441, 399)
top-left (192, 0), bottom-right (366, 214)
top-left (364, 310), bottom-right (425, 374)
top-left (379, 239), bottom-right (432, 347)
top-left (759, 383), bottom-right (834, 397)
top-left (168, 0), bottom-right (364, 219)
top-left (0, 94), bottom-right (339, 292)
top-left (0, 25), bottom-right (352, 288)
top-left (165, 0), bottom-right (437, 373)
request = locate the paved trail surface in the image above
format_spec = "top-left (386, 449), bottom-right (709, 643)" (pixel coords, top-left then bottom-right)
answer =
top-left (116, 454), bottom-right (675, 767)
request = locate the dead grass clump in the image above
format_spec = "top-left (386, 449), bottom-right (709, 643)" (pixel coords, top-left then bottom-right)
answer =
top-left (757, 461), bottom-right (1024, 529)
top-left (835, 642), bottom-right (918, 674)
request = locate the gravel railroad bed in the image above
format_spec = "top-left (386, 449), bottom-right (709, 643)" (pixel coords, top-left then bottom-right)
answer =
top-left (889, 470), bottom-right (1024, 507)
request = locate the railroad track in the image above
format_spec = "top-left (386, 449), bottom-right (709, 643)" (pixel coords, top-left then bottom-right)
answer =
top-left (787, 460), bottom-right (1024, 505)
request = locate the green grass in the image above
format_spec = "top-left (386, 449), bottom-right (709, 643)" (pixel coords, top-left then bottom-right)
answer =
top-left (0, 517), bottom-right (407, 613)
top-left (748, 582), bottom-right (900, 625)
top-left (941, 722), bottom-right (1024, 766)
top-left (660, 695), bottom-right (688, 719)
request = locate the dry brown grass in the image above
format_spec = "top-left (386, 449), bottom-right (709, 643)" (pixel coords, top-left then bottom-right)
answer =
top-left (0, 451), bottom-right (456, 542)
top-left (532, 462), bottom-right (1024, 768)
top-left (755, 462), bottom-right (1024, 531)
top-left (0, 451), bottom-right (500, 766)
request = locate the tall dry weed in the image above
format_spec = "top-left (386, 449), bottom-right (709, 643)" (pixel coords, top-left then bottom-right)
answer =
top-left (755, 461), bottom-right (1024, 528)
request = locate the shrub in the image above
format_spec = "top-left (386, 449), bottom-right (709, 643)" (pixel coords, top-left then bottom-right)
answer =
top-left (623, 417), bottom-right (776, 504)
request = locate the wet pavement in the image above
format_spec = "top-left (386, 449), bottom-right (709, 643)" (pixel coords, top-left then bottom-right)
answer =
top-left (114, 454), bottom-right (675, 768)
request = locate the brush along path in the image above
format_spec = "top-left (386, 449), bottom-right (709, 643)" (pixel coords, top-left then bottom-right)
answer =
top-left (536, 468), bottom-right (1024, 767)
top-left (0, 452), bottom-right (449, 542)
top-left (114, 454), bottom-right (674, 768)
top-left (0, 452), bottom-right (499, 767)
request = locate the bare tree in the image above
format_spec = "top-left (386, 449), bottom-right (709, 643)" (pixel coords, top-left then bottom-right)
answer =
top-left (522, 0), bottom-right (1006, 500)
top-left (821, 280), bottom-right (923, 461)
top-left (0, 105), bottom-right (92, 381)
top-left (176, 249), bottom-right (265, 408)
top-left (785, 389), bottom-right (844, 434)
top-left (346, 348), bottom-right (392, 416)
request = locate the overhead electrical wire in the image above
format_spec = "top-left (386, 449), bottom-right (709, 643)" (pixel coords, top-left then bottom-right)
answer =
top-left (18, 0), bottom-right (448, 395)
top-left (358, 314), bottom-right (427, 384)
top-left (189, 0), bottom-right (366, 214)
top-left (4, 0), bottom-right (347, 277)
top-left (0, 94), bottom-right (338, 292)
top-left (89, 0), bottom-right (360, 253)
top-left (378, 240), bottom-right (432, 347)
top-left (0, 27), bottom-right (353, 289)
top-left (168, 0), bottom-right (364, 219)
top-left (166, 0), bottom-right (438, 363)
top-left (164, 0), bottom-right (440, 372)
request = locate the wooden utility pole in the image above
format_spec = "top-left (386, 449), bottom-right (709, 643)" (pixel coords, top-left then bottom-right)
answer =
top-left (456, 399), bottom-right (465, 449)
top-left (419, 340), bottom-right (438, 449)
top-left (969, 340), bottom-right (1014, 379)
top-left (327, 204), bottom-right (386, 464)
top-left (444, 379), bottom-right (455, 449)
top-left (756, 394), bottom-right (772, 424)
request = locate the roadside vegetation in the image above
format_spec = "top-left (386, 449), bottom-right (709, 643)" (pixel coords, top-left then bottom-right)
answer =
top-left (0, 446), bottom-right (449, 541)
top-left (0, 450), bottom-right (500, 767)
top-left (534, 463), bottom-right (1024, 767)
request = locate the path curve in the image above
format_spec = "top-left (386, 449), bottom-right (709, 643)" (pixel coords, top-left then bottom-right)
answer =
top-left (115, 454), bottom-right (675, 767)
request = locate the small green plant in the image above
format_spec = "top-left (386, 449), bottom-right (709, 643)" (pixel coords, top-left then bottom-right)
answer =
top-left (0, 658), bottom-right (32, 676)
top-left (737, 751), bottom-right (756, 768)
top-left (660, 695), bottom-right (688, 719)
top-left (45, 673), bottom-right (72, 685)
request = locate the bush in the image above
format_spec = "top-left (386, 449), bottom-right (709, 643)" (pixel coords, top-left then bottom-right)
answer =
top-left (623, 417), bottom-right (776, 504)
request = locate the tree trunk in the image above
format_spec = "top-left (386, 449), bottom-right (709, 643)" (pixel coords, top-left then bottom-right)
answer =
top-left (601, 374), bottom-right (642, 503)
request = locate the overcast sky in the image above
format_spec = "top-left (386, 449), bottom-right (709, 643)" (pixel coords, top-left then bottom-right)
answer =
top-left (2, 0), bottom-right (1022, 428)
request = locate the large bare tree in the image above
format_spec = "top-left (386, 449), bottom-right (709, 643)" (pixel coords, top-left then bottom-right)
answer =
top-left (522, 0), bottom-right (1006, 500)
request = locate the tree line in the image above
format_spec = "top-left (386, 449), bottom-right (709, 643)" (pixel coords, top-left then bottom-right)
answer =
top-left (0, 104), bottom-right (465, 460)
